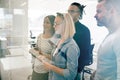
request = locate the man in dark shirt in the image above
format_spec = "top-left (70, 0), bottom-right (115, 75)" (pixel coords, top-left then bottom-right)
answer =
top-left (68, 2), bottom-right (91, 80)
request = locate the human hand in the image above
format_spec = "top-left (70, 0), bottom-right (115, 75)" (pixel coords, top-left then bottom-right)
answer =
top-left (37, 55), bottom-right (45, 62)
top-left (37, 55), bottom-right (52, 70)
top-left (90, 71), bottom-right (96, 80)
top-left (29, 48), bottom-right (39, 54)
top-left (42, 61), bottom-right (51, 70)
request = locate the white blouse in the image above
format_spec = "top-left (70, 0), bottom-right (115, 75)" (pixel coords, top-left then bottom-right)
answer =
top-left (34, 34), bottom-right (53, 73)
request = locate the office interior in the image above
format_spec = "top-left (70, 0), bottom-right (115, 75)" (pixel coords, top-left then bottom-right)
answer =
top-left (0, 0), bottom-right (108, 80)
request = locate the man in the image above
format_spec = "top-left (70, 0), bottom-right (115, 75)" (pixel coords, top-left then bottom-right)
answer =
top-left (68, 2), bottom-right (91, 80)
top-left (94, 0), bottom-right (120, 80)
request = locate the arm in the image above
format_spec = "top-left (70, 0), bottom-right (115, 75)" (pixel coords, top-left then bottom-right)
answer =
top-left (77, 28), bottom-right (91, 65)
top-left (41, 46), bottom-right (79, 80)
top-left (41, 52), bottom-right (51, 60)
top-left (80, 28), bottom-right (91, 55)
top-left (63, 46), bottom-right (79, 80)
top-left (29, 34), bottom-right (42, 56)
top-left (42, 61), bottom-right (64, 75)
top-left (29, 48), bottom-right (40, 56)
top-left (116, 49), bottom-right (120, 80)
top-left (113, 37), bottom-right (120, 80)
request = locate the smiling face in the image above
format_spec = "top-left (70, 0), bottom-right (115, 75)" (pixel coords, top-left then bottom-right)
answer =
top-left (94, 1), bottom-right (112, 27)
top-left (43, 17), bottom-right (53, 31)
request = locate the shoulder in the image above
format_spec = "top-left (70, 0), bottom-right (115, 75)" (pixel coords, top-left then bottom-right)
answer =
top-left (37, 34), bottom-right (42, 38)
top-left (112, 30), bottom-right (120, 52)
top-left (64, 38), bottom-right (79, 50)
top-left (76, 22), bottom-right (90, 32)
top-left (81, 23), bottom-right (90, 32)
top-left (113, 31), bottom-right (120, 44)
top-left (66, 39), bottom-right (80, 55)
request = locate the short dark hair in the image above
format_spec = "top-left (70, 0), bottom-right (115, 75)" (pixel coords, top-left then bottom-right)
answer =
top-left (98, 0), bottom-right (120, 13)
top-left (98, 0), bottom-right (103, 2)
top-left (71, 2), bottom-right (86, 19)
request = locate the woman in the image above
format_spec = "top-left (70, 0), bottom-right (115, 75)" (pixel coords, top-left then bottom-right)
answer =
top-left (29, 15), bottom-right (55, 80)
top-left (39, 13), bottom-right (80, 80)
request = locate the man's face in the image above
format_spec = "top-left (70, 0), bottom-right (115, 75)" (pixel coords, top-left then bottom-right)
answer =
top-left (68, 5), bottom-right (80, 22)
top-left (94, 1), bottom-right (111, 27)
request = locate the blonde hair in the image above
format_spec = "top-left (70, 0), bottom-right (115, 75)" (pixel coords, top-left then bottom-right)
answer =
top-left (56, 13), bottom-right (76, 40)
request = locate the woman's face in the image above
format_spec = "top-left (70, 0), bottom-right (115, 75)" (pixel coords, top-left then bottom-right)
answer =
top-left (43, 17), bottom-right (53, 31)
top-left (54, 16), bottom-right (64, 35)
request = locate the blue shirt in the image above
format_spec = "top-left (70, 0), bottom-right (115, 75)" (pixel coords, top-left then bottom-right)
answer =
top-left (49, 38), bottom-right (80, 80)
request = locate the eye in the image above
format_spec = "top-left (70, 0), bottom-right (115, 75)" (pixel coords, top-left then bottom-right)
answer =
top-left (46, 22), bottom-right (50, 24)
top-left (44, 21), bottom-right (50, 24)
top-left (97, 10), bottom-right (102, 13)
top-left (54, 22), bottom-right (63, 26)
top-left (68, 10), bottom-right (79, 13)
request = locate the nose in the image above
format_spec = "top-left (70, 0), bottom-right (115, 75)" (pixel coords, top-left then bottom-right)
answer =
top-left (94, 14), bottom-right (97, 19)
top-left (43, 23), bottom-right (45, 27)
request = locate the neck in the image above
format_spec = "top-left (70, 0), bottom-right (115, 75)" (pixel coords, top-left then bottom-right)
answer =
top-left (74, 19), bottom-right (79, 23)
top-left (57, 37), bottom-right (65, 48)
top-left (107, 13), bottom-right (120, 33)
top-left (106, 19), bottom-right (120, 34)
top-left (43, 30), bottom-right (54, 38)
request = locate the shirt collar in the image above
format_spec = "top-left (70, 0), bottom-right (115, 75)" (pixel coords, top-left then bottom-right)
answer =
top-left (60, 38), bottom-right (72, 47)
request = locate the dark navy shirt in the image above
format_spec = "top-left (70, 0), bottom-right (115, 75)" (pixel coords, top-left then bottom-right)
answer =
top-left (74, 21), bottom-right (91, 72)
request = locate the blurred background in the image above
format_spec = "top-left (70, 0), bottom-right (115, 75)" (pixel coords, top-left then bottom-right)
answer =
top-left (0, 0), bottom-right (108, 47)
top-left (0, 0), bottom-right (108, 80)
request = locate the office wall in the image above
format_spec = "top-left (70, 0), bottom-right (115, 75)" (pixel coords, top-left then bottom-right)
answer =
top-left (0, 0), bottom-right (28, 46)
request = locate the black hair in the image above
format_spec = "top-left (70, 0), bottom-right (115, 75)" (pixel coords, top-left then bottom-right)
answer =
top-left (71, 2), bottom-right (86, 19)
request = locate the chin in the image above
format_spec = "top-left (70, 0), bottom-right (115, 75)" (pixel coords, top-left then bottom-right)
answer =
top-left (97, 22), bottom-right (104, 27)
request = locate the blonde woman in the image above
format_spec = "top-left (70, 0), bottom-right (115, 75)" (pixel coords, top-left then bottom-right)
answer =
top-left (38, 13), bottom-right (80, 80)
top-left (29, 15), bottom-right (55, 80)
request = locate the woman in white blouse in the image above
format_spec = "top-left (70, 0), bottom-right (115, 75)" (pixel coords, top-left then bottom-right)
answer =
top-left (29, 15), bottom-right (55, 80)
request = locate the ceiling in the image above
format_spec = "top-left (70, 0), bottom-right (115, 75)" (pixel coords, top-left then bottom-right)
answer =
top-left (28, 0), bottom-right (97, 13)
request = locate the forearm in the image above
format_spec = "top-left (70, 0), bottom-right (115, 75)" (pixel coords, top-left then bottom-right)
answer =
top-left (43, 61), bottom-right (64, 76)
top-left (50, 64), bottom-right (64, 76)
top-left (29, 48), bottom-right (40, 56)
top-left (40, 52), bottom-right (51, 60)
top-left (43, 54), bottom-right (51, 60)
top-left (116, 54), bottom-right (120, 80)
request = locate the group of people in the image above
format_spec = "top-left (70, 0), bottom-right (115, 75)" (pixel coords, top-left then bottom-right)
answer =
top-left (29, 0), bottom-right (120, 80)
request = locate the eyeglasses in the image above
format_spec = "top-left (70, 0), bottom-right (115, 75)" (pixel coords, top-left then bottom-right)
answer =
top-left (68, 10), bottom-right (80, 14)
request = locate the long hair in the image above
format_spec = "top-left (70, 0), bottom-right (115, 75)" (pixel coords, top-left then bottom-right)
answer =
top-left (56, 12), bottom-right (75, 40)
top-left (43, 15), bottom-right (55, 34)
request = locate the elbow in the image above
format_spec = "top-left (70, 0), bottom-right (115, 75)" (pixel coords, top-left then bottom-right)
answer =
top-left (63, 69), bottom-right (77, 80)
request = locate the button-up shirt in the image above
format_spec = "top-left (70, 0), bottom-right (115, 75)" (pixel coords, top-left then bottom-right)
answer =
top-left (49, 38), bottom-right (80, 80)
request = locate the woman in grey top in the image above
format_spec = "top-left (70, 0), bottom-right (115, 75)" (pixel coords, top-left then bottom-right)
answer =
top-left (29, 15), bottom-right (55, 80)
